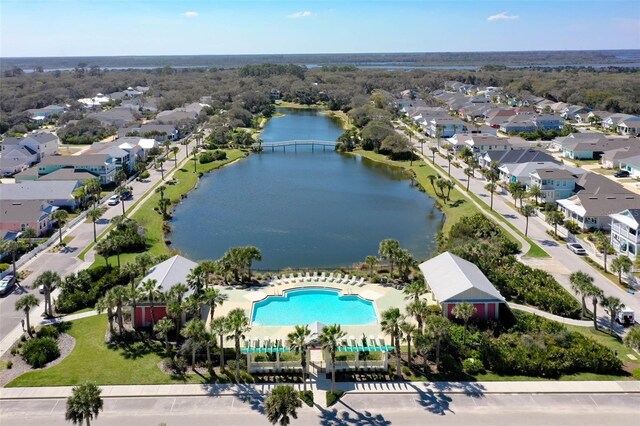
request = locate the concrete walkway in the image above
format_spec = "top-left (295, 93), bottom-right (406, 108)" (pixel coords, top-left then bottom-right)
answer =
top-left (2, 380), bottom-right (638, 402)
top-left (508, 303), bottom-right (593, 326)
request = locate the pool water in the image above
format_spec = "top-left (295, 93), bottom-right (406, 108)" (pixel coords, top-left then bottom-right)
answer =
top-left (251, 288), bottom-right (378, 326)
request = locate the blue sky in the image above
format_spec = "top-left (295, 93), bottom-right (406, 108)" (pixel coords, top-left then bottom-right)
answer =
top-left (1, 1), bottom-right (639, 57)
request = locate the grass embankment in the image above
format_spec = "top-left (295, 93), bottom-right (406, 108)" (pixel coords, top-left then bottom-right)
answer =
top-left (89, 149), bottom-right (246, 268)
top-left (275, 101), bottom-right (325, 109)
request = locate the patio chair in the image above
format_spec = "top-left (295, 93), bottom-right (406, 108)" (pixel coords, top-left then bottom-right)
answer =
top-left (348, 275), bottom-right (358, 285)
top-left (319, 272), bottom-right (327, 281)
top-left (312, 271), bottom-right (318, 281)
top-left (327, 272), bottom-right (335, 282)
top-left (335, 273), bottom-right (343, 283)
top-left (357, 277), bottom-right (366, 287)
top-left (305, 272), bottom-right (311, 282)
top-left (297, 272), bottom-right (304, 282)
top-left (289, 273), bottom-right (295, 283)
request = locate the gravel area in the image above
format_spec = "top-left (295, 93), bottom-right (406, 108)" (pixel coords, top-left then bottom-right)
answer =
top-left (0, 333), bottom-right (75, 387)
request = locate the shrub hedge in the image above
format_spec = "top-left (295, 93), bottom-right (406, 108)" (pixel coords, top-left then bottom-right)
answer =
top-left (22, 337), bottom-right (60, 368)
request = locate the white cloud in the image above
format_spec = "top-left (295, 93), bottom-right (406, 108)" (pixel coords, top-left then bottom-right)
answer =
top-left (487, 12), bottom-right (519, 22)
top-left (287, 11), bottom-right (312, 19)
top-left (183, 11), bottom-right (198, 18)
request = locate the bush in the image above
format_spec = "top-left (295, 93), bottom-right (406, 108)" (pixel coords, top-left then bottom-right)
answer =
top-left (462, 358), bottom-right (485, 375)
top-left (300, 390), bottom-right (314, 407)
top-left (56, 266), bottom-right (127, 314)
top-left (139, 170), bottom-right (150, 179)
top-left (6, 360), bottom-right (13, 369)
top-left (0, 263), bottom-right (9, 272)
top-left (22, 337), bottom-right (60, 368)
top-left (37, 325), bottom-right (60, 339)
top-left (199, 150), bottom-right (227, 164)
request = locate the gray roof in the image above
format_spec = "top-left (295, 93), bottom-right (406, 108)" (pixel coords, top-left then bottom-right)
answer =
top-left (533, 168), bottom-right (579, 180)
top-left (419, 252), bottom-right (505, 303)
top-left (3, 145), bottom-right (37, 157)
top-left (576, 173), bottom-right (630, 195)
top-left (2, 132), bottom-right (58, 146)
top-left (0, 180), bottom-right (79, 201)
top-left (484, 149), bottom-right (557, 166)
top-left (139, 255), bottom-right (198, 295)
top-left (561, 192), bottom-right (640, 218)
top-left (0, 200), bottom-right (56, 223)
top-left (39, 154), bottom-right (111, 167)
top-left (38, 168), bottom-right (98, 182)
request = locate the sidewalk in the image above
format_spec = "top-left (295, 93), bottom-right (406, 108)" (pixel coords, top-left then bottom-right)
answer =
top-left (2, 380), bottom-right (639, 401)
top-left (508, 303), bottom-right (592, 326)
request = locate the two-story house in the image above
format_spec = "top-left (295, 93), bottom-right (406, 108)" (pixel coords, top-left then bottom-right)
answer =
top-left (528, 168), bottom-right (579, 202)
top-left (38, 154), bottom-right (117, 184)
top-left (532, 114), bottom-right (564, 131)
top-left (428, 117), bottom-right (468, 138)
top-left (1, 132), bottom-right (59, 161)
top-left (609, 209), bottom-right (640, 260)
top-left (0, 200), bottom-right (57, 237)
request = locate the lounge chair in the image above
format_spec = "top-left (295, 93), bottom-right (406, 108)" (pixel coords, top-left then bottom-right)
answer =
top-left (319, 272), bottom-right (327, 282)
top-left (264, 277), bottom-right (273, 286)
top-left (289, 273), bottom-right (295, 283)
top-left (347, 275), bottom-right (358, 285)
top-left (305, 272), bottom-right (311, 282)
top-left (335, 273), bottom-right (343, 283)
top-left (297, 272), bottom-right (304, 282)
top-left (327, 272), bottom-right (335, 282)
top-left (356, 277), bottom-right (366, 287)
top-left (312, 271), bottom-right (318, 281)
top-left (341, 275), bottom-right (351, 284)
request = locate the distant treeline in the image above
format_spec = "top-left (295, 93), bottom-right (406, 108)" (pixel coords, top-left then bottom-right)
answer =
top-left (1, 63), bottom-right (639, 133)
top-left (1, 49), bottom-right (639, 71)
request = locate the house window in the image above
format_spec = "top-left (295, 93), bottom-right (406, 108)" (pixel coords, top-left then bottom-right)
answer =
top-left (21, 224), bottom-right (26, 231)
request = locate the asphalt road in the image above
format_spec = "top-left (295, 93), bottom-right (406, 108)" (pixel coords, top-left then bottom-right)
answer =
top-left (2, 393), bottom-right (639, 425)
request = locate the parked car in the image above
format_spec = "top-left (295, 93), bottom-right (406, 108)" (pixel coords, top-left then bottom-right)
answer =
top-left (567, 243), bottom-right (586, 255)
top-left (107, 195), bottom-right (120, 206)
top-left (614, 170), bottom-right (630, 178)
top-left (119, 189), bottom-right (132, 200)
top-left (0, 275), bottom-right (16, 296)
top-left (616, 308), bottom-right (635, 326)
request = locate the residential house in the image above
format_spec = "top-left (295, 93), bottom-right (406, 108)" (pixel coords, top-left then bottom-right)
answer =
top-left (37, 168), bottom-right (98, 184)
top-left (479, 148), bottom-right (558, 169)
top-left (601, 145), bottom-right (640, 169)
top-left (575, 110), bottom-right (612, 125)
top-left (498, 161), bottom-right (577, 187)
top-left (134, 255), bottom-right (199, 328)
top-left (1, 132), bottom-right (59, 160)
top-left (38, 154), bottom-right (117, 184)
top-left (0, 180), bottom-right (81, 210)
top-left (448, 133), bottom-right (512, 154)
top-left (618, 155), bottom-right (640, 178)
top-left (0, 200), bottom-right (57, 236)
top-left (527, 168), bottom-right (581, 202)
top-left (419, 252), bottom-right (505, 319)
top-left (0, 158), bottom-right (31, 176)
top-left (123, 87), bottom-right (143, 98)
top-left (87, 107), bottom-right (139, 128)
top-left (485, 109), bottom-right (517, 128)
top-left (609, 209), bottom-right (640, 260)
top-left (25, 104), bottom-right (67, 121)
top-left (557, 173), bottom-right (639, 231)
top-left (561, 136), bottom-right (631, 160)
top-left (602, 113), bottom-right (635, 132)
top-left (0, 146), bottom-right (39, 174)
top-left (499, 115), bottom-right (536, 134)
top-left (78, 93), bottom-right (111, 108)
top-left (118, 124), bottom-right (178, 141)
top-left (86, 145), bottom-right (134, 173)
top-left (532, 114), bottom-right (564, 131)
top-left (617, 117), bottom-right (640, 136)
top-left (561, 105), bottom-right (591, 121)
top-left (155, 109), bottom-right (198, 124)
top-left (428, 117), bottom-right (467, 138)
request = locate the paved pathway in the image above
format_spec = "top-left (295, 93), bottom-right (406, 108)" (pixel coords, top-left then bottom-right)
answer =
top-left (507, 303), bottom-right (593, 326)
top-left (0, 138), bottom-right (196, 356)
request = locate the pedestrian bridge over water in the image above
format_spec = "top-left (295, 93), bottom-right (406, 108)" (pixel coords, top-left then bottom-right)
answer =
top-left (254, 140), bottom-right (337, 152)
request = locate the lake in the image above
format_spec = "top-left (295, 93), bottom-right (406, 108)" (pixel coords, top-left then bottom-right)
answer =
top-left (170, 108), bottom-right (444, 269)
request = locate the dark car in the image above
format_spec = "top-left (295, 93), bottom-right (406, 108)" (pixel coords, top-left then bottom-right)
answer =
top-left (119, 189), bottom-right (132, 200)
top-left (614, 170), bottom-right (630, 178)
top-left (0, 275), bottom-right (16, 296)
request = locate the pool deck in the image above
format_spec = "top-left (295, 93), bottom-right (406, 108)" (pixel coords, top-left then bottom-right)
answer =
top-left (212, 279), bottom-right (434, 342)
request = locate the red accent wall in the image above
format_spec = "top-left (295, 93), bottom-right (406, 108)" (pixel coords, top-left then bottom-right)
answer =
top-left (488, 303), bottom-right (497, 319)
top-left (473, 303), bottom-right (486, 319)
top-left (134, 306), bottom-right (168, 327)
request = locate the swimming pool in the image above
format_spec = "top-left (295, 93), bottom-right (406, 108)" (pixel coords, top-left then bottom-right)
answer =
top-left (251, 288), bottom-right (378, 326)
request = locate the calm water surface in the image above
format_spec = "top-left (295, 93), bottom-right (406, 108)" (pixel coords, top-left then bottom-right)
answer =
top-left (170, 108), bottom-right (443, 269)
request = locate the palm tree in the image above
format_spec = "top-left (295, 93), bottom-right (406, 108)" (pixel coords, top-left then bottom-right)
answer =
top-left (378, 239), bottom-right (400, 276)
top-left (114, 186), bottom-right (128, 216)
top-left (446, 152), bottom-right (453, 176)
top-left (183, 294), bottom-right (203, 320)
top-left (201, 287), bottom-right (225, 323)
top-left (3, 240), bottom-right (21, 277)
top-left (181, 319), bottom-right (206, 369)
top-left (319, 324), bottom-right (346, 393)
top-left (109, 286), bottom-right (130, 334)
top-left (65, 382), bottom-right (103, 426)
top-left (425, 315), bottom-right (450, 372)
top-left (265, 385), bottom-right (302, 426)
top-left (85, 178), bottom-right (101, 208)
top-left (241, 246), bottom-right (262, 280)
top-left (186, 265), bottom-right (205, 295)
top-left (154, 318), bottom-right (174, 356)
top-left (464, 168), bottom-right (474, 192)
top-left (33, 271), bottom-right (61, 317)
top-left (520, 204), bottom-right (536, 237)
top-left (364, 255), bottom-right (377, 279)
top-left (610, 256), bottom-right (633, 284)
top-left (484, 182), bottom-right (497, 210)
top-left (414, 331), bottom-right (432, 374)
top-left (15, 294), bottom-right (39, 338)
top-left (211, 316), bottom-right (229, 368)
top-left (157, 157), bottom-right (166, 180)
top-left (287, 325), bottom-right (311, 392)
top-left (226, 308), bottom-right (251, 381)
top-left (86, 208), bottom-right (102, 242)
top-left (426, 174), bottom-right (437, 193)
top-left (120, 262), bottom-right (139, 291)
top-left (452, 302), bottom-right (476, 347)
top-left (400, 321), bottom-right (418, 371)
top-left (380, 308), bottom-right (403, 380)
top-left (52, 209), bottom-right (69, 245)
top-left (403, 279), bottom-right (426, 302)
top-left (546, 210), bottom-right (565, 238)
top-left (428, 146), bottom-right (438, 163)
top-left (20, 227), bottom-right (37, 250)
top-left (601, 296), bottom-right (624, 335)
top-left (140, 279), bottom-right (162, 326)
top-left (585, 283), bottom-right (604, 330)
top-left (135, 253), bottom-right (154, 277)
top-left (96, 291), bottom-right (117, 336)
top-left (528, 183), bottom-right (542, 205)
top-left (406, 299), bottom-right (429, 331)
top-left (593, 231), bottom-right (612, 272)
top-left (171, 146), bottom-right (180, 168)
top-left (569, 271), bottom-right (594, 318)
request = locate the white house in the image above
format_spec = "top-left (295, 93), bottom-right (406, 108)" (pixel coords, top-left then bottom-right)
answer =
top-left (609, 209), bottom-right (640, 260)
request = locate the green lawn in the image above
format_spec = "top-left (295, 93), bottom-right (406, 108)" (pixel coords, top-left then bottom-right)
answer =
top-left (89, 149), bottom-right (246, 268)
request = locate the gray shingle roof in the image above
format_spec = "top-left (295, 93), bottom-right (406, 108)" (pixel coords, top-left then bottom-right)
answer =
top-left (39, 154), bottom-right (111, 167)
top-left (0, 181), bottom-right (79, 201)
top-left (0, 200), bottom-right (56, 223)
top-left (139, 255), bottom-right (198, 295)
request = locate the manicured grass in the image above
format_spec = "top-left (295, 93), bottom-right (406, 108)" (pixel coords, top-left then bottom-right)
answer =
top-left (299, 390), bottom-right (314, 407)
top-left (62, 235), bottom-right (74, 245)
top-left (326, 390), bottom-right (345, 406)
top-left (8, 315), bottom-right (174, 386)
top-left (89, 149), bottom-right (246, 269)
top-left (353, 150), bottom-right (479, 236)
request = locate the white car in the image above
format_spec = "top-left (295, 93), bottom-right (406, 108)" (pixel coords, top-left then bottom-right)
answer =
top-left (567, 243), bottom-right (586, 255)
top-left (107, 195), bottom-right (120, 206)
